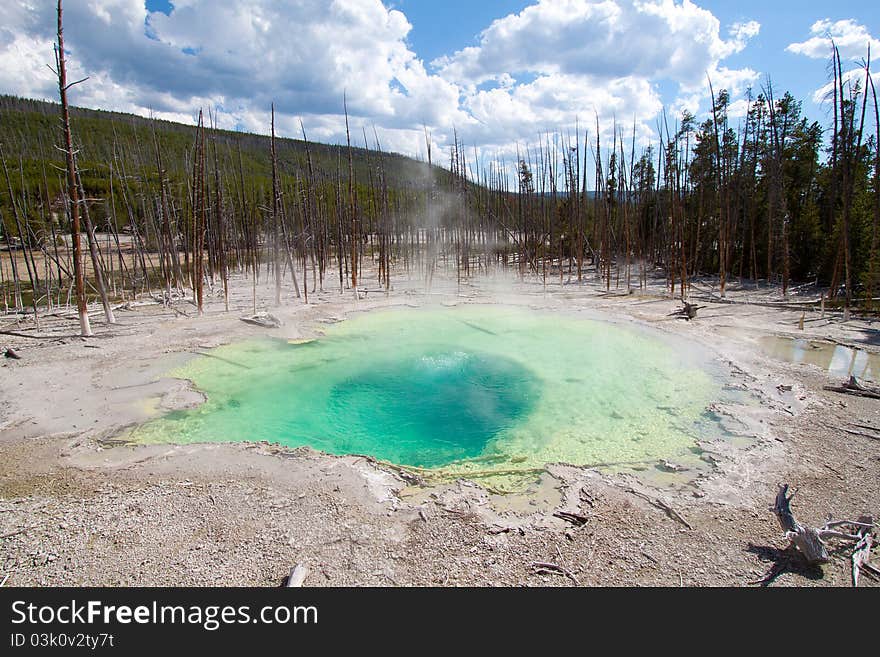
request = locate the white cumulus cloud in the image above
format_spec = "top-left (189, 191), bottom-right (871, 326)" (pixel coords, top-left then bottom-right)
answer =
top-left (787, 18), bottom-right (879, 61)
top-left (0, 0), bottom-right (763, 169)
top-left (787, 19), bottom-right (878, 106)
top-left (433, 0), bottom-right (760, 159)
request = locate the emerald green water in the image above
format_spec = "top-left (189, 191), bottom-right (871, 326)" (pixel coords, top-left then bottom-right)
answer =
top-left (130, 305), bottom-right (733, 475)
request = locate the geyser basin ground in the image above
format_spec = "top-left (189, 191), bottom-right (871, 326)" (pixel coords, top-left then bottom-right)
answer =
top-left (130, 305), bottom-right (742, 479)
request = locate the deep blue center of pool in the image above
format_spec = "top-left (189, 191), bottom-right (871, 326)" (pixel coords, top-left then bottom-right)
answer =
top-left (327, 350), bottom-right (539, 466)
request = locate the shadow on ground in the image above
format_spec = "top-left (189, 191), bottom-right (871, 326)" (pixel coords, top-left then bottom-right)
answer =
top-left (746, 544), bottom-right (825, 586)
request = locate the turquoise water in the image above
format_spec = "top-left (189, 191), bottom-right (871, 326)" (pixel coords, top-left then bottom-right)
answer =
top-left (326, 349), bottom-right (537, 466)
top-left (130, 305), bottom-right (733, 475)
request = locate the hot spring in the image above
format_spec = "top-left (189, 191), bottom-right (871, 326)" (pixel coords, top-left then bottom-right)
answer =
top-left (130, 305), bottom-right (743, 481)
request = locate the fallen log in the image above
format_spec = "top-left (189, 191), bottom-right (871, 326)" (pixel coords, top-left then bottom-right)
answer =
top-left (851, 516), bottom-right (875, 587)
top-left (240, 313), bottom-right (283, 329)
top-left (850, 422), bottom-right (880, 433)
top-left (772, 484), bottom-right (828, 564)
top-left (531, 561), bottom-right (579, 585)
top-left (553, 511), bottom-right (589, 527)
top-left (285, 563), bottom-right (309, 587)
top-left (823, 376), bottom-right (880, 400)
top-left (0, 330), bottom-right (48, 340)
top-left (771, 484), bottom-right (877, 573)
top-left (624, 487), bottom-right (693, 530)
top-left (839, 427), bottom-right (880, 441)
top-left (668, 302), bottom-right (704, 321)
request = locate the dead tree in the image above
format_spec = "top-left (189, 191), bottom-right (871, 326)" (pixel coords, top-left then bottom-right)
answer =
top-left (54, 0), bottom-right (91, 336)
top-left (344, 94), bottom-right (358, 296)
top-left (669, 301), bottom-right (704, 321)
top-left (76, 172), bottom-right (115, 324)
top-left (823, 375), bottom-right (880, 399)
top-left (771, 484), bottom-right (876, 582)
top-left (191, 111), bottom-right (207, 314)
top-left (240, 312), bottom-right (282, 329)
top-left (0, 145), bottom-right (38, 322)
top-left (270, 104), bottom-right (281, 304)
top-left (208, 111), bottom-right (229, 311)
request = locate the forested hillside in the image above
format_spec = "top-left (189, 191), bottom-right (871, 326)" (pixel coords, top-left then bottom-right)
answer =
top-left (1, 41), bottom-right (879, 318)
top-left (0, 93), bottom-right (453, 314)
top-left (0, 94), bottom-right (441, 230)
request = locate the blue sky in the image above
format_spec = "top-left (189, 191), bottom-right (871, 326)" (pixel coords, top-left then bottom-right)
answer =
top-left (703, 0), bottom-right (876, 122)
top-left (3, 1), bottom-right (878, 167)
top-left (395, 0), bottom-right (876, 126)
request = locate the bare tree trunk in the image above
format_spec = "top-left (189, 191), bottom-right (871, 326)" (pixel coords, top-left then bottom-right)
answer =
top-left (707, 75), bottom-right (727, 297)
top-left (344, 94), bottom-right (358, 296)
top-left (77, 172), bottom-right (115, 323)
top-left (270, 104), bottom-right (282, 305)
top-left (209, 114), bottom-right (229, 311)
top-left (55, 0), bottom-right (91, 336)
top-left (868, 67), bottom-right (880, 309)
top-left (0, 147), bottom-right (36, 320)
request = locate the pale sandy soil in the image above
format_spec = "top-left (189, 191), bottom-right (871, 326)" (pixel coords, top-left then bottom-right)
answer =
top-left (1, 264), bottom-right (878, 587)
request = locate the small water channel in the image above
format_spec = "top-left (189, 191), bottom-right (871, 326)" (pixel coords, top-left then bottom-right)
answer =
top-left (758, 336), bottom-right (880, 382)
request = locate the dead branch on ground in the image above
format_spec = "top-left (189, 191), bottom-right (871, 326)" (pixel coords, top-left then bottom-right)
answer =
top-left (240, 312), bottom-right (282, 328)
top-left (823, 376), bottom-right (880, 399)
top-left (668, 301), bottom-right (704, 321)
top-left (553, 511), bottom-right (589, 527)
top-left (531, 561), bottom-right (579, 585)
top-left (771, 484), bottom-right (877, 585)
top-left (285, 563), bottom-right (309, 587)
top-left (624, 487), bottom-right (693, 530)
